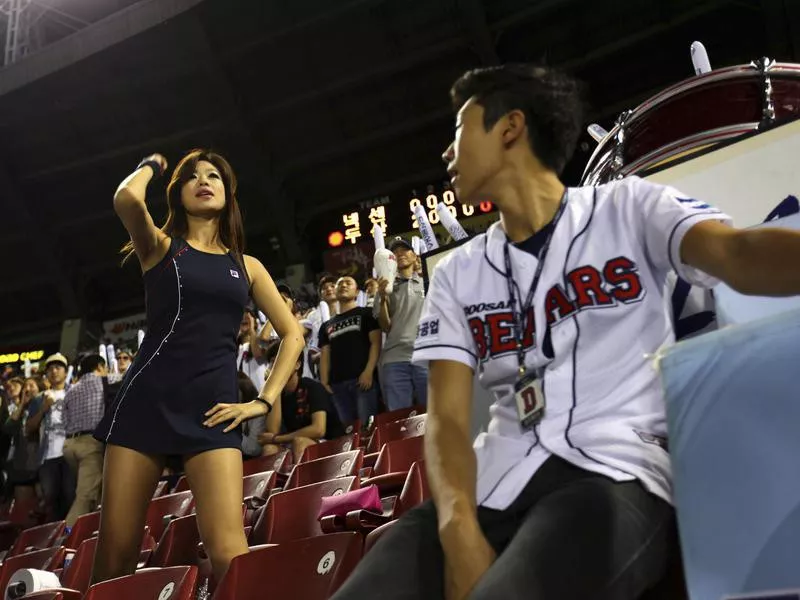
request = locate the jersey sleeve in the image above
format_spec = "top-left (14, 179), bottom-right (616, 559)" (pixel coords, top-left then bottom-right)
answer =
top-left (412, 261), bottom-right (478, 371)
top-left (633, 177), bottom-right (733, 288)
top-left (363, 309), bottom-right (381, 333)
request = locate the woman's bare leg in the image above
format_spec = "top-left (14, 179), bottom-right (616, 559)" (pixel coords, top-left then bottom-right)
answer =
top-left (184, 448), bottom-right (249, 583)
top-left (91, 444), bottom-right (164, 584)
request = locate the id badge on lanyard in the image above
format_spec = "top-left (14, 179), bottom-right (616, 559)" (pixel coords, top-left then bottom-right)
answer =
top-left (503, 191), bottom-right (567, 430)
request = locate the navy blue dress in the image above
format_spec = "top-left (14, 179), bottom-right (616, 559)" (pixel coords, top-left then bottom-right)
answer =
top-left (94, 237), bottom-right (250, 455)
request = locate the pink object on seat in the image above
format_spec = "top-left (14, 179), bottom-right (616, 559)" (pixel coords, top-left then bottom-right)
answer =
top-left (317, 484), bottom-right (381, 520)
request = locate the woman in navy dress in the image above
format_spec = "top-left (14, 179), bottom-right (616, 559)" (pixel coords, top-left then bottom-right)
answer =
top-left (91, 150), bottom-right (305, 584)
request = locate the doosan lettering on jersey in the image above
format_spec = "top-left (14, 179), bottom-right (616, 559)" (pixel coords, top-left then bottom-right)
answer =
top-left (412, 175), bottom-right (731, 510)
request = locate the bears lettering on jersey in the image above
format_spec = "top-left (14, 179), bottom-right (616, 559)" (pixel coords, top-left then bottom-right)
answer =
top-left (468, 256), bottom-right (644, 360)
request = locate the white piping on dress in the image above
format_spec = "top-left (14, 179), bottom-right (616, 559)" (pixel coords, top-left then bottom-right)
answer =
top-left (105, 257), bottom-right (183, 441)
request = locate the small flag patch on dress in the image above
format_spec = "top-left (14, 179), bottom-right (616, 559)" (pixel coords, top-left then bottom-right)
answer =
top-left (230, 269), bottom-right (240, 278)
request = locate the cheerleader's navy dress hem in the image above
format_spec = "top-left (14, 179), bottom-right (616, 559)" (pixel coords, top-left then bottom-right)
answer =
top-left (94, 237), bottom-right (249, 455)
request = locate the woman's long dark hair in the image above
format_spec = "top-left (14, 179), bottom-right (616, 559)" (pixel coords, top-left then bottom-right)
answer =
top-left (121, 149), bottom-right (249, 283)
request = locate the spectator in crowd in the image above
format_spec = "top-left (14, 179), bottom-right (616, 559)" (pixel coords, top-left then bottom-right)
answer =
top-left (3, 377), bottom-right (41, 504)
top-left (319, 276), bottom-right (382, 426)
top-left (26, 353), bottom-right (75, 521)
top-left (0, 377), bottom-right (23, 472)
top-left (304, 274), bottom-right (340, 378)
top-left (237, 373), bottom-right (266, 460)
top-left (259, 341), bottom-right (345, 461)
top-left (237, 307), bottom-right (268, 392)
top-left (258, 283), bottom-right (297, 358)
top-left (63, 353), bottom-right (108, 526)
top-left (115, 348), bottom-right (134, 375)
top-left (375, 237), bottom-right (429, 410)
top-left (363, 278), bottom-right (379, 307)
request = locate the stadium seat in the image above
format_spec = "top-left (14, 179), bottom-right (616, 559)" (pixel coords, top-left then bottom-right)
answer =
top-left (152, 481), bottom-right (168, 498)
top-left (61, 536), bottom-right (98, 595)
top-left (82, 565), bottom-right (198, 600)
top-left (171, 475), bottom-right (190, 493)
top-left (213, 532), bottom-right (362, 600)
top-left (371, 406), bottom-right (425, 431)
top-left (299, 433), bottom-right (361, 463)
top-left (284, 450), bottom-right (363, 490)
top-left (145, 491), bottom-right (194, 543)
top-left (242, 449), bottom-right (291, 477)
top-left (321, 460), bottom-right (429, 535)
top-left (366, 413), bottom-right (426, 454)
top-left (364, 520), bottom-right (394, 554)
top-left (0, 497), bottom-right (40, 551)
top-left (242, 471), bottom-right (277, 525)
top-left (6, 520), bottom-right (65, 557)
top-left (362, 436), bottom-right (425, 495)
top-left (0, 545), bottom-right (66, 593)
top-left (148, 514), bottom-right (200, 568)
top-left (63, 511), bottom-right (100, 550)
top-left (250, 476), bottom-right (358, 545)
top-left (17, 592), bottom-right (81, 600)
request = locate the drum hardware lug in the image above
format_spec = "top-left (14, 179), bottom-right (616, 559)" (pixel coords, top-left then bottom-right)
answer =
top-left (611, 109), bottom-right (633, 175)
top-left (751, 56), bottom-right (776, 125)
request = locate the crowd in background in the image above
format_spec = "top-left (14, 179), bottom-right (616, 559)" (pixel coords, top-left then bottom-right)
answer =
top-left (0, 235), bottom-right (426, 528)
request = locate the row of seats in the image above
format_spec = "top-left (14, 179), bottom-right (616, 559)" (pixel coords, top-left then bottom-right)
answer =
top-left (0, 406), bottom-right (428, 599)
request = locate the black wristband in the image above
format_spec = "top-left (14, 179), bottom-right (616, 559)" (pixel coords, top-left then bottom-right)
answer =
top-left (137, 159), bottom-right (163, 178)
top-left (255, 397), bottom-right (273, 413)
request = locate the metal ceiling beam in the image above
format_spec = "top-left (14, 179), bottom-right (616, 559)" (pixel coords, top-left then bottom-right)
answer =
top-left (456, 0), bottom-right (500, 65)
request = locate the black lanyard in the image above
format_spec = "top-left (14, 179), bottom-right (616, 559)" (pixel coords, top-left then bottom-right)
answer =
top-left (503, 191), bottom-right (568, 377)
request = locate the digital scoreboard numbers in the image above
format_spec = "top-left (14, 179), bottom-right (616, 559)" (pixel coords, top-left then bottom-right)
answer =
top-left (329, 186), bottom-right (495, 247)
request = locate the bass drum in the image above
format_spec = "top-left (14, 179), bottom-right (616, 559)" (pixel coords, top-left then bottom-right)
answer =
top-left (581, 59), bottom-right (800, 185)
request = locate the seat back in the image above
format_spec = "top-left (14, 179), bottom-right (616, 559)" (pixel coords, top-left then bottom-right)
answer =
top-left (299, 433), bottom-right (361, 463)
top-left (0, 545), bottom-right (66, 593)
top-left (213, 533), bottom-right (362, 600)
top-left (152, 481), bottom-right (168, 498)
top-left (3, 496), bottom-right (39, 527)
top-left (242, 450), bottom-right (291, 477)
top-left (285, 450), bottom-right (363, 490)
top-left (251, 477), bottom-right (358, 545)
top-left (394, 460), bottom-right (430, 518)
top-left (83, 565), bottom-right (198, 600)
top-left (146, 491), bottom-right (194, 543)
top-left (368, 414), bottom-right (426, 453)
top-left (242, 471), bottom-right (276, 501)
top-left (171, 475), bottom-right (190, 493)
top-left (63, 511), bottom-right (100, 549)
top-left (61, 536), bottom-right (98, 594)
top-left (364, 520), bottom-right (395, 554)
top-left (8, 520), bottom-right (66, 557)
top-left (373, 436), bottom-right (425, 477)
top-left (148, 514), bottom-right (201, 568)
top-left (372, 406), bottom-right (425, 430)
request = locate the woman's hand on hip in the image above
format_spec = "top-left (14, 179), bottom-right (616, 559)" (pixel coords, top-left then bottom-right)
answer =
top-left (204, 400), bottom-right (268, 432)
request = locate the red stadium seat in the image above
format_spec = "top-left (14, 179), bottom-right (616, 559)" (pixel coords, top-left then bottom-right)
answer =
top-left (148, 514), bottom-right (201, 568)
top-left (372, 406), bottom-right (425, 430)
top-left (242, 471), bottom-right (277, 525)
top-left (366, 414), bottom-right (426, 454)
top-left (146, 491), bottom-right (194, 543)
top-left (152, 481), bottom-right (168, 498)
top-left (82, 565), bottom-right (198, 600)
top-left (61, 536), bottom-right (98, 595)
top-left (213, 533), bottom-right (362, 600)
top-left (171, 476), bottom-right (190, 493)
top-left (0, 497), bottom-right (40, 551)
top-left (284, 450), bottom-right (363, 490)
top-left (6, 520), bottom-right (65, 557)
top-left (364, 520), bottom-right (395, 554)
top-left (362, 436), bottom-right (425, 495)
top-left (242, 450), bottom-right (291, 477)
top-left (63, 511), bottom-right (100, 550)
top-left (0, 545), bottom-right (66, 593)
top-left (299, 433), bottom-right (361, 463)
top-left (17, 592), bottom-right (81, 600)
top-left (250, 477), bottom-right (358, 545)
top-left (321, 460), bottom-right (429, 535)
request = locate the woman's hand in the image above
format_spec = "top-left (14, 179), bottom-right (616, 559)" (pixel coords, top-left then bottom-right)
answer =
top-left (204, 400), bottom-right (269, 432)
top-left (141, 153), bottom-right (168, 176)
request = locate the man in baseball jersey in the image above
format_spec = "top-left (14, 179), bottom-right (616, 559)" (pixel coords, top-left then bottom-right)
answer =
top-left (332, 64), bottom-right (800, 600)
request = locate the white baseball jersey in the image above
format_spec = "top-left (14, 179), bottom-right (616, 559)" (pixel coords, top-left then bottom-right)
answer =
top-left (412, 176), bottom-right (731, 510)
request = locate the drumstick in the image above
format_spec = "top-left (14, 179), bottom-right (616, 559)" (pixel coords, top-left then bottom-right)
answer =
top-left (587, 124), bottom-right (608, 143)
top-left (691, 41), bottom-right (711, 75)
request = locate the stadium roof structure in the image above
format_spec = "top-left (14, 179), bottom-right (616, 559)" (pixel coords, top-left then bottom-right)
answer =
top-left (0, 0), bottom-right (795, 347)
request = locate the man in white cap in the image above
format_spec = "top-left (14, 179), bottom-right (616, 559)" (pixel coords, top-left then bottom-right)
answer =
top-left (26, 352), bottom-right (76, 521)
top-left (375, 236), bottom-right (428, 410)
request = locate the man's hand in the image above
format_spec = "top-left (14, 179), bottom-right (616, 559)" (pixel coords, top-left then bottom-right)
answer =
top-left (42, 392), bottom-right (56, 410)
top-left (357, 370), bottom-right (373, 391)
top-left (442, 522), bottom-right (496, 600)
top-left (377, 277), bottom-right (390, 295)
top-left (321, 380), bottom-right (334, 395)
top-left (257, 432), bottom-right (276, 445)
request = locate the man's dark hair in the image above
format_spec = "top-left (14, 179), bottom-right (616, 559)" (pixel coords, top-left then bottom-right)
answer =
top-left (450, 64), bottom-right (584, 175)
top-left (264, 342), bottom-right (302, 372)
top-left (78, 354), bottom-right (105, 377)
